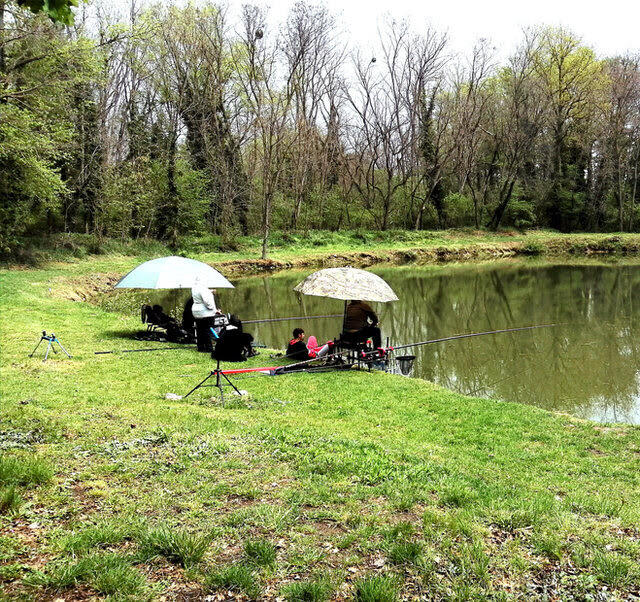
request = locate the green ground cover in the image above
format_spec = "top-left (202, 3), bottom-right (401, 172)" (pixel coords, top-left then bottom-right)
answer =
top-left (9, 229), bottom-right (640, 271)
top-left (1, 243), bottom-right (640, 600)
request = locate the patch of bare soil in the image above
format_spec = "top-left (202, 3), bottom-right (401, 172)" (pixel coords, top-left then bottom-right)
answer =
top-left (56, 273), bottom-right (121, 302)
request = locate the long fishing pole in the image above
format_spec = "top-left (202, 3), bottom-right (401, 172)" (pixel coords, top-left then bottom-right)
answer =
top-left (366, 323), bottom-right (557, 355)
top-left (95, 346), bottom-right (186, 355)
top-left (183, 323), bottom-right (560, 394)
top-left (243, 314), bottom-right (342, 324)
top-left (260, 323), bottom-right (559, 375)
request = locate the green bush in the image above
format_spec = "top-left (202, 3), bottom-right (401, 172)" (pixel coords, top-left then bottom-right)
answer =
top-left (443, 193), bottom-right (474, 228)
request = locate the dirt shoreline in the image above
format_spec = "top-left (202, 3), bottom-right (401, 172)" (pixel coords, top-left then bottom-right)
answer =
top-left (215, 236), bottom-right (638, 276)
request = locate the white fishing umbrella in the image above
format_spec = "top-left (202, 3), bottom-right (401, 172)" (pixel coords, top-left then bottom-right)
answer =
top-left (114, 256), bottom-right (234, 290)
top-left (293, 267), bottom-right (398, 302)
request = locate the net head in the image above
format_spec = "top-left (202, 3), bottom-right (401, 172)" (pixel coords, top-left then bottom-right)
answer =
top-left (396, 355), bottom-right (416, 376)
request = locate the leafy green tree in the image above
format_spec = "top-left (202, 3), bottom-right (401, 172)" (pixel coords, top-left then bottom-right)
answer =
top-left (15, 0), bottom-right (76, 25)
top-left (0, 5), bottom-right (97, 253)
top-left (531, 27), bottom-right (606, 231)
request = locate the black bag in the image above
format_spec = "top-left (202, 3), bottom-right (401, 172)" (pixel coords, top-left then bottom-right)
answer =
top-left (165, 323), bottom-right (193, 344)
top-left (212, 328), bottom-right (254, 362)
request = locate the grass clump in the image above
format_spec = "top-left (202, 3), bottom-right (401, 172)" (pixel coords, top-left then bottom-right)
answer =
top-left (0, 456), bottom-right (52, 487)
top-left (0, 535), bottom-right (25, 562)
top-left (387, 541), bottom-right (423, 566)
top-left (137, 526), bottom-right (210, 567)
top-left (92, 562), bottom-right (146, 596)
top-left (59, 518), bottom-right (141, 553)
top-left (353, 574), bottom-right (399, 602)
top-left (456, 541), bottom-right (490, 584)
top-left (0, 486), bottom-right (22, 515)
top-left (438, 483), bottom-right (478, 509)
top-left (282, 576), bottom-right (334, 601)
top-left (381, 522), bottom-right (414, 542)
top-left (204, 564), bottom-right (260, 599)
top-left (243, 538), bottom-right (277, 566)
top-left (25, 552), bottom-right (145, 596)
top-left (521, 241), bottom-right (544, 255)
top-left (532, 529), bottom-right (564, 561)
top-left (593, 551), bottom-right (636, 588)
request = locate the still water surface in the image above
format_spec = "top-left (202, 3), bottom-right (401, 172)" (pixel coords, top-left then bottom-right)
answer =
top-left (105, 260), bottom-right (640, 424)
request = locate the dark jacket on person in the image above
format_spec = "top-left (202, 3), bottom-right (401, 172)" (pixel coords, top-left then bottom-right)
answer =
top-left (286, 339), bottom-right (312, 361)
top-left (344, 301), bottom-right (378, 332)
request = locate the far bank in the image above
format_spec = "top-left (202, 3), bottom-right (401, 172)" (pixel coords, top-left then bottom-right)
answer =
top-left (9, 230), bottom-right (640, 276)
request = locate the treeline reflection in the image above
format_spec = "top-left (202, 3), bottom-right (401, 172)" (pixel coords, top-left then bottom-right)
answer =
top-left (377, 263), bottom-right (640, 424)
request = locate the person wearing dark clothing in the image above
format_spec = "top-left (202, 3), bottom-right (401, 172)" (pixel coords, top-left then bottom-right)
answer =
top-left (182, 298), bottom-right (195, 339)
top-left (343, 300), bottom-right (382, 348)
top-left (286, 328), bottom-right (330, 361)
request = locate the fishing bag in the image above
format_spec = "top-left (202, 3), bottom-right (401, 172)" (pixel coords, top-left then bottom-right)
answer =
top-left (212, 325), bottom-right (254, 362)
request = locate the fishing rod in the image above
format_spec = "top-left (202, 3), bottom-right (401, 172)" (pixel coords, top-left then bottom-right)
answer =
top-left (183, 323), bottom-right (560, 397)
top-left (363, 323), bottom-right (558, 356)
top-left (217, 324), bottom-right (558, 375)
top-left (243, 313), bottom-right (342, 324)
top-left (95, 346), bottom-right (187, 355)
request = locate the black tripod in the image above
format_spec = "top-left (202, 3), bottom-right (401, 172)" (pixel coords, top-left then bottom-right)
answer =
top-left (184, 359), bottom-right (241, 402)
top-left (30, 331), bottom-right (72, 362)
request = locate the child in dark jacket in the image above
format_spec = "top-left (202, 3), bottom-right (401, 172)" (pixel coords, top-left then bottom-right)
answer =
top-left (286, 328), bottom-right (332, 361)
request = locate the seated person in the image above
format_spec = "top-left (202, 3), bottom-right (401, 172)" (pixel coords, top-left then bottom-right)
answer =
top-left (343, 300), bottom-right (382, 349)
top-left (286, 328), bottom-right (331, 361)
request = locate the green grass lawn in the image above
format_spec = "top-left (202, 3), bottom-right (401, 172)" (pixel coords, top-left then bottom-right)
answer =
top-left (2, 246), bottom-right (640, 600)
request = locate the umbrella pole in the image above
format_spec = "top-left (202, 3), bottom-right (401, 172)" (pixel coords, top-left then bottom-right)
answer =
top-left (341, 300), bottom-right (347, 335)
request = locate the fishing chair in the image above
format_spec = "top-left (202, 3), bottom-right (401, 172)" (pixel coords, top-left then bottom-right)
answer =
top-left (141, 304), bottom-right (172, 332)
top-left (140, 304), bottom-right (193, 344)
top-left (334, 331), bottom-right (373, 366)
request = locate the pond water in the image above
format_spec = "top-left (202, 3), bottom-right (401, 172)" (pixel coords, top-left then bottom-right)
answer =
top-left (103, 260), bottom-right (640, 424)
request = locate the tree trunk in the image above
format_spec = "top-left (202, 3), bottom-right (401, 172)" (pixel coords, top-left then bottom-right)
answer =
top-left (630, 151), bottom-right (639, 231)
top-left (261, 182), bottom-right (272, 260)
top-left (488, 180), bottom-right (516, 231)
top-left (618, 156), bottom-right (624, 232)
top-left (0, 0), bottom-right (6, 93)
top-left (166, 135), bottom-right (179, 246)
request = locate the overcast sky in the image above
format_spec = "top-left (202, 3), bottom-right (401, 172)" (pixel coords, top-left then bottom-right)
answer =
top-left (239, 0), bottom-right (640, 60)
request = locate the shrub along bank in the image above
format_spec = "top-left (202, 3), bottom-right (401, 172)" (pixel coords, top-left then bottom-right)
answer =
top-left (1, 250), bottom-right (640, 600)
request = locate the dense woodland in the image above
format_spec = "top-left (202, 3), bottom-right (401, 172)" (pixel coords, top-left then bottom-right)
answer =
top-left (1, 0), bottom-right (640, 257)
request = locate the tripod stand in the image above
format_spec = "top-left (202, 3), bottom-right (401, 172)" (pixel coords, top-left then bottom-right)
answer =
top-left (29, 331), bottom-right (72, 362)
top-left (184, 359), bottom-right (242, 402)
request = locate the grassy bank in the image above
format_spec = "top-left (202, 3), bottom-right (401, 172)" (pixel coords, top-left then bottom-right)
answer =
top-left (9, 230), bottom-right (640, 275)
top-left (2, 255), bottom-right (640, 600)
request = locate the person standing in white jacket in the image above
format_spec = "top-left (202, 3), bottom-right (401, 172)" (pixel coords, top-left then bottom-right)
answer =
top-left (191, 278), bottom-right (221, 352)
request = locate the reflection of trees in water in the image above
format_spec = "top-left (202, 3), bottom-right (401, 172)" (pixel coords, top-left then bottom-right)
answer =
top-left (376, 264), bottom-right (640, 424)
top-left (103, 263), bottom-right (640, 423)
